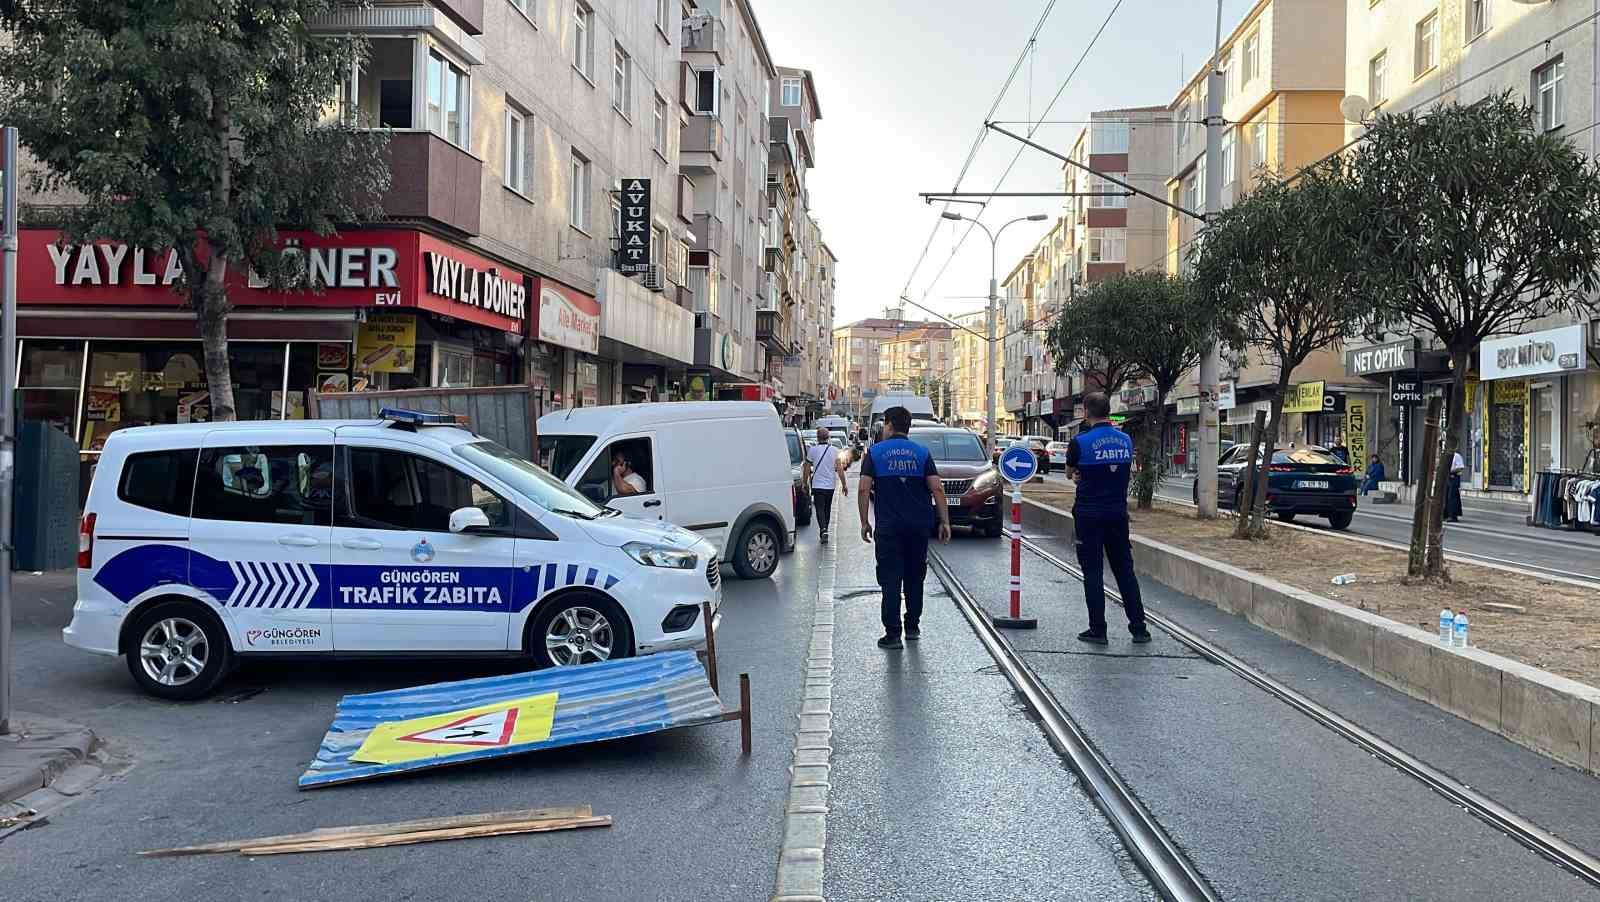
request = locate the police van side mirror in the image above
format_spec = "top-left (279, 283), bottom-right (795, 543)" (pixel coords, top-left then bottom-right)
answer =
top-left (449, 506), bottom-right (494, 534)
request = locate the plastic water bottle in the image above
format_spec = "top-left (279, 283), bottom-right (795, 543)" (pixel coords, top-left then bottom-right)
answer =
top-left (1330, 573), bottom-right (1356, 586)
top-left (1453, 610), bottom-right (1469, 649)
top-left (1438, 609), bottom-right (1454, 645)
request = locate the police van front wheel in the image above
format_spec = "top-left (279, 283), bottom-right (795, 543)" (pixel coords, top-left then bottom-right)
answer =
top-left (125, 601), bottom-right (232, 700)
top-left (528, 593), bottom-right (634, 668)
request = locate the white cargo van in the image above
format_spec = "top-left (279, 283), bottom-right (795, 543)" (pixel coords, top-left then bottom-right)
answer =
top-left (537, 402), bottom-right (795, 580)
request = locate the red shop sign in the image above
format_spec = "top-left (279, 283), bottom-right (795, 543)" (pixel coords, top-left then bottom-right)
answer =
top-left (18, 228), bottom-right (529, 334)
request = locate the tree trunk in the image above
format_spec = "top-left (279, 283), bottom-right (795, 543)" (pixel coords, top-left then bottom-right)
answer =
top-left (1422, 350), bottom-right (1471, 580)
top-left (1232, 407), bottom-right (1268, 538)
top-left (1135, 403), bottom-right (1168, 510)
top-left (1246, 390), bottom-right (1288, 537)
top-left (196, 90), bottom-right (238, 422)
top-left (196, 267), bottom-right (237, 422)
top-left (1406, 395), bottom-right (1441, 578)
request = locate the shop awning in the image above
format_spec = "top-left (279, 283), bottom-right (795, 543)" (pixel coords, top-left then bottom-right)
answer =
top-left (20, 308), bottom-right (359, 342)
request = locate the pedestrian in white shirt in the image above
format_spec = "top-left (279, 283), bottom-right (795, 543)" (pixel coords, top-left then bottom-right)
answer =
top-left (1445, 450), bottom-right (1465, 523)
top-left (805, 427), bottom-right (848, 544)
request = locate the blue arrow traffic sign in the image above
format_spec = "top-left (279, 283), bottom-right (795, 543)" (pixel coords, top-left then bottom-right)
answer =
top-left (999, 443), bottom-right (1038, 484)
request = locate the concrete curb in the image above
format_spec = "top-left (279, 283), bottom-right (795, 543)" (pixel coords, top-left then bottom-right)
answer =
top-left (1021, 498), bottom-right (1600, 776)
top-left (771, 539), bottom-right (837, 902)
top-left (0, 715), bottom-right (97, 806)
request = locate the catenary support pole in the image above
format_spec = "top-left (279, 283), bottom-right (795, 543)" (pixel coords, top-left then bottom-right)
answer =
top-left (0, 126), bottom-right (17, 734)
top-left (1196, 0), bottom-right (1225, 519)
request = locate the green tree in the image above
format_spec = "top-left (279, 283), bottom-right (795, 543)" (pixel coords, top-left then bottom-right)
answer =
top-left (1190, 161), bottom-right (1377, 538)
top-left (1046, 272), bottom-right (1224, 509)
top-left (1047, 289), bottom-right (1140, 401)
top-left (1350, 95), bottom-right (1600, 579)
top-left (0, 0), bottom-right (389, 421)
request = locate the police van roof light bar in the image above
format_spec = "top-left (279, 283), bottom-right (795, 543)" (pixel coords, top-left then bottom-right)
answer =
top-left (378, 407), bottom-right (468, 427)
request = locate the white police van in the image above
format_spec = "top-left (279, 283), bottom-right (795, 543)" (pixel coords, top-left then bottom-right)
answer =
top-left (64, 409), bottom-right (722, 699)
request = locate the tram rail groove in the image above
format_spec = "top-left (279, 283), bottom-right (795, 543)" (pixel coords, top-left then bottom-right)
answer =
top-left (1017, 535), bottom-right (1600, 890)
top-left (927, 550), bottom-right (1221, 902)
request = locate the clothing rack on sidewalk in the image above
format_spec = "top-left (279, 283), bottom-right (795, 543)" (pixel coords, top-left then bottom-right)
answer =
top-left (1532, 467), bottom-right (1600, 531)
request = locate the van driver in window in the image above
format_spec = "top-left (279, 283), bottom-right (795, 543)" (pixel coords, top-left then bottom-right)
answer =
top-left (612, 450), bottom-right (648, 496)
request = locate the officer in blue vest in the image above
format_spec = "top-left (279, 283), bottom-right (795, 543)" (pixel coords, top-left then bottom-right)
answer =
top-left (1065, 391), bottom-right (1151, 645)
top-left (858, 406), bottom-right (951, 649)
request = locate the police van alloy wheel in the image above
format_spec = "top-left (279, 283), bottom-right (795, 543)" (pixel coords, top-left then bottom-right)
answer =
top-left (126, 601), bottom-right (231, 700)
top-left (530, 593), bottom-right (633, 668)
top-left (734, 521), bottom-right (780, 580)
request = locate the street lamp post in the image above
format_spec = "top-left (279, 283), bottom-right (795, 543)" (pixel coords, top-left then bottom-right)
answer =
top-left (941, 212), bottom-right (1048, 457)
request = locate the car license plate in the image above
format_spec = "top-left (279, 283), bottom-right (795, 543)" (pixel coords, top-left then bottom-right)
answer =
top-left (1296, 479), bottom-right (1329, 490)
top-left (946, 496), bottom-right (962, 506)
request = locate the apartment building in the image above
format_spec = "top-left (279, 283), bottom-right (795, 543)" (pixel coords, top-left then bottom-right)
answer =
top-left (1001, 254), bottom-right (1039, 433)
top-left (830, 315), bottom-right (923, 418)
top-left (14, 0), bottom-right (843, 455)
top-left (762, 66), bottom-right (832, 418)
top-left (681, 0), bottom-right (779, 398)
top-left (878, 324), bottom-right (954, 414)
top-left (1341, 0), bottom-right (1600, 499)
top-left (1159, 0), bottom-right (1355, 469)
top-left (950, 310), bottom-right (1009, 431)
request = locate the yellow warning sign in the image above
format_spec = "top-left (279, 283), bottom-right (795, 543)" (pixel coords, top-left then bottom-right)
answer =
top-left (350, 692), bottom-right (558, 765)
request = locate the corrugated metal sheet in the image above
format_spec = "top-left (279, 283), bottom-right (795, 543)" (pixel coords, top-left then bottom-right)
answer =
top-left (313, 387), bottom-right (537, 460)
top-left (298, 651), bottom-right (725, 789)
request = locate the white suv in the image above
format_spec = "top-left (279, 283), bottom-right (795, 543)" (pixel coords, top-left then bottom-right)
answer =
top-left (66, 409), bottom-right (722, 699)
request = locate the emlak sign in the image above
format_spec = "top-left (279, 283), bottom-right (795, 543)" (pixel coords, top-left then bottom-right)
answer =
top-left (19, 228), bottom-right (529, 333)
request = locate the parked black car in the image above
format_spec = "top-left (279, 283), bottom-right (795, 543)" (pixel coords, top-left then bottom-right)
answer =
top-left (786, 427), bottom-right (813, 527)
top-left (1197, 445), bottom-right (1358, 529)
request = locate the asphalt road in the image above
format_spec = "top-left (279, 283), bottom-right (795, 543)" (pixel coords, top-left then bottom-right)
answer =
top-left (0, 552), bottom-right (816, 901)
top-left (1043, 471), bottom-right (1600, 584)
top-left (0, 486), bottom-right (1153, 902)
top-left (932, 533), bottom-right (1600, 901)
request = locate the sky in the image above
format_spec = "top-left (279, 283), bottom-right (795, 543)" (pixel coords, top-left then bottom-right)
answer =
top-left (755, 0), bottom-right (1257, 327)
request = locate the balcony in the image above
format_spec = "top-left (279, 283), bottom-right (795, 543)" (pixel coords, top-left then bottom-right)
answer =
top-left (764, 244), bottom-right (787, 274)
top-left (381, 131), bottom-right (482, 236)
top-left (769, 117), bottom-right (798, 170)
top-left (691, 213), bottom-right (725, 254)
top-left (681, 116), bottom-right (724, 173)
top-left (756, 308), bottom-right (792, 355)
top-left (681, 14), bottom-right (726, 61)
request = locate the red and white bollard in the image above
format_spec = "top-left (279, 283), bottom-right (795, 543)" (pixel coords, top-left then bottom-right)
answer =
top-left (992, 483), bottom-right (1038, 630)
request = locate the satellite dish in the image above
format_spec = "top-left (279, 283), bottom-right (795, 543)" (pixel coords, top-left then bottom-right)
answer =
top-left (1340, 95), bottom-right (1372, 123)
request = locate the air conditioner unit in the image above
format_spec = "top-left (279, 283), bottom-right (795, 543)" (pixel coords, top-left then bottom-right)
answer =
top-left (642, 264), bottom-right (665, 292)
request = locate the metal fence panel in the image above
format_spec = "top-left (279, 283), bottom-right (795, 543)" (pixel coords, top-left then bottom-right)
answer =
top-left (298, 650), bottom-right (724, 789)
top-left (312, 386), bottom-right (539, 459)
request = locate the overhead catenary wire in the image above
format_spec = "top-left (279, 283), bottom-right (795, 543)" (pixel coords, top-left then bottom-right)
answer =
top-left (896, 0), bottom-right (1062, 299)
top-left (913, 1), bottom-right (1129, 307)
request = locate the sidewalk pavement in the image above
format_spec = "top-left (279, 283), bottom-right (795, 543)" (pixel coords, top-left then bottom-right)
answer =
top-left (0, 715), bottom-right (96, 807)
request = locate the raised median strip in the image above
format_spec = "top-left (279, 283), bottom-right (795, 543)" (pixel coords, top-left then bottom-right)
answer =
top-left (1021, 497), bottom-right (1600, 776)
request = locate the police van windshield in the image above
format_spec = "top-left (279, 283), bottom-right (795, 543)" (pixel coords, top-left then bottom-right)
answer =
top-left (455, 440), bottom-right (609, 520)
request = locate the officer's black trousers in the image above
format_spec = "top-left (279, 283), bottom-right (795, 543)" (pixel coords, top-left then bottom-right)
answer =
top-left (875, 529), bottom-right (928, 637)
top-left (1073, 513), bottom-right (1147, 635)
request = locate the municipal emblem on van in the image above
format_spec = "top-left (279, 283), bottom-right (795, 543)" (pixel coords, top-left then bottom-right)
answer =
top-left (411, 539), bottom-right (435, 563)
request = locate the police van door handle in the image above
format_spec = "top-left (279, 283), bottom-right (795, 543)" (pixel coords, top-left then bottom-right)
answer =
top-left (340, 538), bottom-right (382, 550)
top-left (277, 535), bottom-right (320, 548)
top-left (643, 500), bottom-right (662, 508)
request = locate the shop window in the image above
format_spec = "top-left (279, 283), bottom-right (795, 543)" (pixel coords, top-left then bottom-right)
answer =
top-left (193, 445), bottom-right (334, 526)
top-left (575, 437), bottom-right (654, 502)
top-left (341, 446), bottom-right (508, 531)
top-left (289, 342), bottom-right (351, 415)
top-left (79, 342), bottom-right (287, 452)
top-left (19, 339), bottom-right (85, 440)
top-left (437, 346), bottom-right (474, 387)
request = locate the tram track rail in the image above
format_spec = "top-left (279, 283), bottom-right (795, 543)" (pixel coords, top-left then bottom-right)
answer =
top-left (927, 550), bottom-right (1222, 902)
top-left (998, 533), bottom-right (1600, 892)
